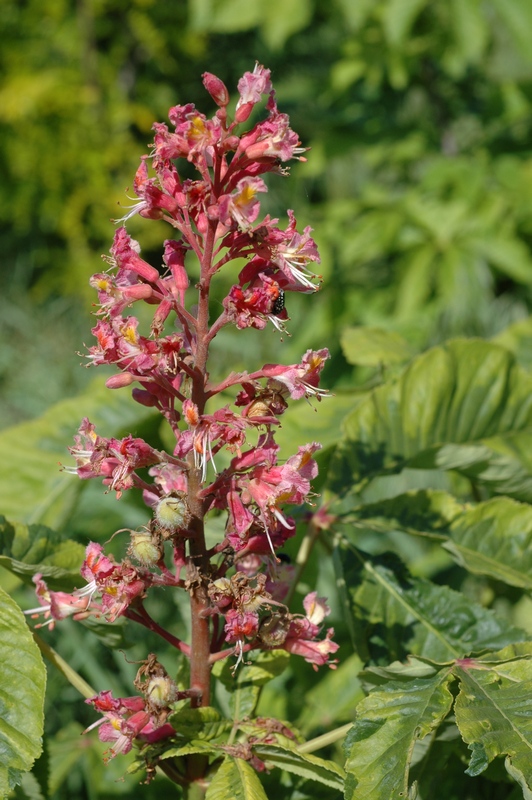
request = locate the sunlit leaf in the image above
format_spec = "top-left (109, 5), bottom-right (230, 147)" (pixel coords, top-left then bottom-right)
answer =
top-left (333, 538), bottom-right (525, 663)
top-left (0, 517), bottom-right (84, 591)
top-left (0, 379), bottom-right (157, 529)
top-left (168, 706), bottom-right (232, 741)
top-left (252, 744), bottom-right (345, 790)
top-left (343, 666), bottom-right (454, 800)
top-left (213, 650), bottom-right (291, 720)
top-left (0, 586), bottom-right (46, 797)
top-left (329, 340), bottom-right (532, 499)
top-left (341, 327), bottom-right (413, 367)
top-left (205, 756), bottom-right (268, 800)
top-left (454, 647), bottom-right (532, 790)
top-left (443, 496), bottom-right (532, 589)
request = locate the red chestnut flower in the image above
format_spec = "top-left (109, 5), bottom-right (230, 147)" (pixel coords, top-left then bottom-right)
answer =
top-left (27, 65), bottom-right (337, 779)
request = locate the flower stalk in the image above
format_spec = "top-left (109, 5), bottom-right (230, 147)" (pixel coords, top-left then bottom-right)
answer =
top-left (26, 63), bottom-right (338, 786)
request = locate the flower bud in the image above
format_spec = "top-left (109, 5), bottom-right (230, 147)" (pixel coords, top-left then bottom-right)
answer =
top-left (202, 72), bottom-right (230, 107)
top-left (155, 494), bottom-right (190, 534)
top-left (106, 372), bottom-right (136, 389)
top-left (132, 389), bottom-right (159, 407)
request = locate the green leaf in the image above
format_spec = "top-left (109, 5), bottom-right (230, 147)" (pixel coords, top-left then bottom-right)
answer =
top-left (12, 770), bottom-right (46, 799)
top-left (328, 339), bottom-right (532, 498)
top-left (333, 538), bottom-right (525, 664)
top-left (343, 667), bottom-right (454, 800)
top-left (297, 652), bottom-right (365, 734)
top-left (213, 650), bottom-right (291, 720)
top-left (341, 326), bottom-right (413, 367)
top-left (252, 744), bottom-right (345, 790)
top-left (344, 491), bottom-right (532, 590)
top-left (205, 756), bottom-right (268, 800)
top-left (473, 235), bottom-right (532, 284)
top-left (160, 739), bottom-right (222, 758)
top-left (382, 0), bottom-right (427, 47)
top-left (448, 0), bottom-right (488, 70)
top-left (490, 0), bottom-right (532, 62)
top-left (443, 496), bottom-right (532, 589)
top-left (454, 651), bottom-right (532, 789)
top-left (261, 0), bottom-right (312, 50)
top-left (168, 706), bottom-right (232, 741)
top-left (209, 0), bottom-right (262, 31)
top-left (0, 378), bottom-right (157, 529)
top-left (344, 489), bottom-right (462, 540)
top-left (0, 517), bottom-right (85, 591)
top-left (492, 316), bottom-right (532, 371)
top-left (0, 586), bottom-right (46, 797)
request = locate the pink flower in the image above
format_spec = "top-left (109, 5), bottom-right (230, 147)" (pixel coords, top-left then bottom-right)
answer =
top-left (218, 177), bottom-right (267, 231)
top-left (110, 227), bottom-right (160, 283)
top-left (303, 592), bottom-right (331, 625)
top-left (85, 691), bottom-right (175, 761)
top-left (68, 420), bottom-right (161, 497)
top-left (235, 63), bottom-right (272, 123)
top-left (24, 574), bottom-right (93, 630)
top-left (262, 348), bottom-right (331, 401)
top-left (223, 274), bottom-right (284, 331)
top-left (283, 593), bottom-right (339, 669)
top-left (284, 626), bottom-right (339, 669)
top-left (224, 608), bottom-right (260, 643)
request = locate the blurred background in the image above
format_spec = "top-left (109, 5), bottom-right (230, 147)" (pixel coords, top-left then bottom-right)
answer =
top-left (3, 0), bottom-right (532, 428)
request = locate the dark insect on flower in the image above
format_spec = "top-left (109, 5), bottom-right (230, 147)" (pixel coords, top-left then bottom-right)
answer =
top-left (272, 289), bottom-right (285, 316)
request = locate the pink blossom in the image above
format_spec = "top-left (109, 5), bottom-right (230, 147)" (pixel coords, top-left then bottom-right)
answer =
top-left (282, 594), bottom-right (339, 669)
top-left (261, 348), bottom-right (330, 401)
top-left (24, 574), bottom-right (94, 629)
top-left (218, 177), bottom-right (267, 231)
top-left (235, 63), bottom-right (272, 123)
top-left (110, 227), bottom-right (160, 283)
top-left (284, 625), bottom-right (339, 669)
top-left (223, 274), bottom-right (284, 331)
top-left (85, 691), bottom-right (176, 761)
top-left (68, 421), bottom-right (161, 496)
top-left (81, 542), bottom-right (116, 583)
top-left (224, 608), bottom-right (260, 643)
top-left (303, 591), bottom-right (331, 625)
top-left (238, 106), bottom-right (302, 164)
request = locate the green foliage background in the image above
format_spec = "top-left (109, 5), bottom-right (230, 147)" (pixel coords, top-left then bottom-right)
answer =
top-left (4, 0), bottom-right (532, 426)
top-left (3, 0), bottom-right (532, 798)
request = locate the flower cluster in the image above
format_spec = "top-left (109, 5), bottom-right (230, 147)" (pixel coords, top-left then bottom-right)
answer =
top-left (27, 65), bottom-right (337, 772)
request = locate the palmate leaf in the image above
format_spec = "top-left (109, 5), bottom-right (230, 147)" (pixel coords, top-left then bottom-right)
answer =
top-left (341, 326), bottom-right (414, 367)
top-left (168, 707), bottom-right (232, 742)
top-left (0, 516), bottom-right (85, 591)
top-left (343, 490), bottom-right (532, 590)
top-left (213, 650), bottom-right (291, 720)
top-left (0, 586), bottom-right (46, 797)
top-left (0, 378), bottom-right (157, 530)
top-left (343, 664), bottom-right (454, 800)
top-left (252, 744), bottom-right (345, 791)
top-left (454, 643), bottom-right (532, 792)
top-left (328, 339), bottom-right (532, 499)
top-left (296, 652), bottom-right (365, 734)
top-left (205, 756), bottom-right (268, 800)
top-left (333, 537), bottom-right (525, 664)
top-left (443, 496), bottom-right (532, 589)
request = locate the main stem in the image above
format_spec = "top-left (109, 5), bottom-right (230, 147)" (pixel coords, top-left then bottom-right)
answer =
top-left (187, 219), bottom-right (218, 709)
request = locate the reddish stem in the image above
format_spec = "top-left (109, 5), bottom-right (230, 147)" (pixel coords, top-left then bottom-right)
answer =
top-left (125, 606), bottom-right (191, 656)
top-left (185, 215), bottom-right (220, 708)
